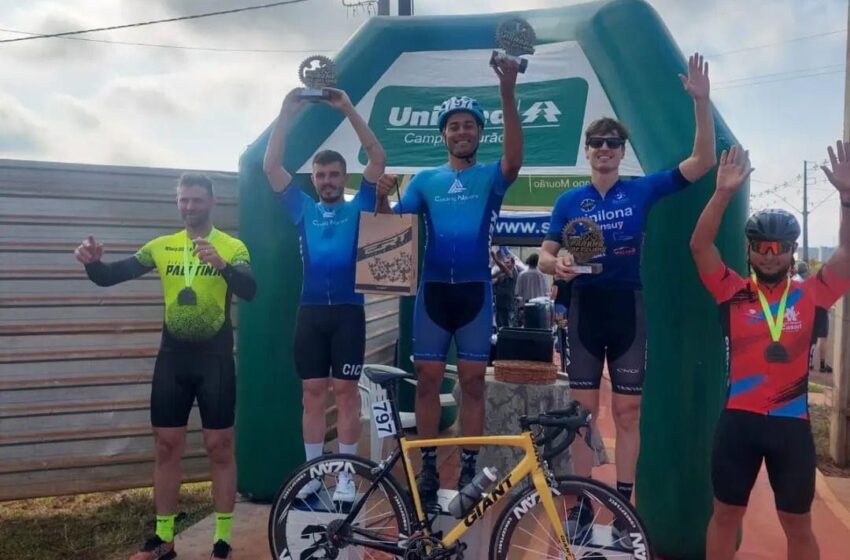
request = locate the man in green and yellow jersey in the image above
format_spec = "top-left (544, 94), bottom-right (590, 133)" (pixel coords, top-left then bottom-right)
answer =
top-left (74, 173), bottom-right (256, 560)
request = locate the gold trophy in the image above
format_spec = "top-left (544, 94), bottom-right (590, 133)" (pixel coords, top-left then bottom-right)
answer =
top-left (561, 218), bottom-right (605, 274)
top-left (490, 17), bottom-right (536, 73)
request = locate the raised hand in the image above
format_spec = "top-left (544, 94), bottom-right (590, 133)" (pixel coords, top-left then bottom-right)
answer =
top-left (822, 140), bottom-right (850, 195)
top-left (193, 238), bottom-right (226, 270)
top-left (321, 87), bottom-right (353, 112)
top-left (715, 145), bottom-right (753, 195)
top-left (492, 56), bottom-right (520, 90)
top-left (376, 174), bottom-right (398, 198)
top-left (679, 52), bottom-right (710, 101)
top-left (74, 235), bottom-right (103, 264)
top-left (281, 87), bottom-right (307, 115)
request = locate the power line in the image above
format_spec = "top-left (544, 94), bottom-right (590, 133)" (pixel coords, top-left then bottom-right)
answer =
top-left (751, 162), bottom-right (838, 217)
top-left (0, 0), bottom-right (310, 44)
top-left (775, 195), bottom-right (803, 213)
top-left (0, 27), bottom-right (333, 53)
top-left (714, 63), bottom-right (843, 86)
top-left (750, 169), bottom-right (802, 197)
top-left (705, 28), bottom-right (846, 58)
top-left (809, 190), bottom-right (837, 213)
top-left (714, 66), bottom-right (844, 91)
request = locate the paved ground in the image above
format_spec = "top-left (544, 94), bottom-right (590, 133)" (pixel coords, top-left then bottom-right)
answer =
top-left (172, 373), bottom-right (850, 559)
top-left (590, 376), bottom-right (850, 560)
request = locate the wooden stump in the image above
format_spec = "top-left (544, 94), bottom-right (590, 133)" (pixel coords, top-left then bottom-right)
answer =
top-left (455, 373), bottom-right (608, 481)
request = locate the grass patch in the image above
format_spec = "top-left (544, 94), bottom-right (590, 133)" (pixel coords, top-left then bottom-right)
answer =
top-left (0, 482), bottom-right (213, 560)
top-left (809, 382), bottom-right (826, 394)
top-left (810, 404), bottom-right (850, 478)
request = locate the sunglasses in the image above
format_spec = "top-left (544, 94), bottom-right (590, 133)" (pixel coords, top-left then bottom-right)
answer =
top-left (586, 136), bottom-right (626, 149)
top-left (749, 240), bottom-right (794, 255)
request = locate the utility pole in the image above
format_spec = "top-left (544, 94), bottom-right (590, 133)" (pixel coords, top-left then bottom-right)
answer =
top-left (830, 0), bottom-right (850, 467)
top-left (803, 161), bottom-right (809, 262)
top-left (802, 160), bottom-right (821, 263)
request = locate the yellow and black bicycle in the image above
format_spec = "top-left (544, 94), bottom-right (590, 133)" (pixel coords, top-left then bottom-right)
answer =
top-left (269, 365), bottom-right (653, 559)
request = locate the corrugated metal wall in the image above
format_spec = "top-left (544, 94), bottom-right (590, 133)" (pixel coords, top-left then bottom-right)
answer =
top-left (0, 159), bottom-right (398, 500)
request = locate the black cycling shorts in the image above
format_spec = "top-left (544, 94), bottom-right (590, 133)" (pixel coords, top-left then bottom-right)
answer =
top-left (712, 409), bottom-right (816, 514)
top-left (566, 287), bottom-right (646, 394)
top-left (294, 304), bottom-right (365, 380)
top-left (151, 350), bottom-right (236, 430)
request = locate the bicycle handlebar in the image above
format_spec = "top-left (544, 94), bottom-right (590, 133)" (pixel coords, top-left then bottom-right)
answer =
top-left (519, 401), bottom-right (593, 460)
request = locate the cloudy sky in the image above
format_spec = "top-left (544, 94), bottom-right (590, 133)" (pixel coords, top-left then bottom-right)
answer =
top-left (0, 0), bottom-right (847, 246)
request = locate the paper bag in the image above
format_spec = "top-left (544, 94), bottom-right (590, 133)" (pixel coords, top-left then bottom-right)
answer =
top-left (356, 212), bottom-right (418, 295)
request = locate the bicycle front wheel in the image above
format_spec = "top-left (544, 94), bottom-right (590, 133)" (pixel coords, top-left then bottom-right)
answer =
top-left (490, 475), bottom-right (653, 560)
top-left (268, 454), bottom-right (414, 560)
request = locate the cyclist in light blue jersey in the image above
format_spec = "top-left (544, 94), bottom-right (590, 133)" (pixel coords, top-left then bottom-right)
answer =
top-left (539, 53), bottom-right (717, 540)
top-left (264, 87), bottom-right (392, 501)
top-left (377, 57), bottom-right (523, 507)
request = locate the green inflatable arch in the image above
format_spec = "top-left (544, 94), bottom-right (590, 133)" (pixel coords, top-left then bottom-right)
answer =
top-left (236, 1), bottom-right (747, 557)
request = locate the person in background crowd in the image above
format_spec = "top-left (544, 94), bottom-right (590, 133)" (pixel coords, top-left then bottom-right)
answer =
top-left (516, 253), bottom-right (549, 304)
top-left (492, 250), bottom-right (518, 328)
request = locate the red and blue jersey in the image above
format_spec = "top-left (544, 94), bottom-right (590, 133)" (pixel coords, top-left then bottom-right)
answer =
top-left (699, 264), bottom-right (850, 418)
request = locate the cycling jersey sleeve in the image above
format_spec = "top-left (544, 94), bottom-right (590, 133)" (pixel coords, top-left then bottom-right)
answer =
top-left (394, 173), bottom-right (425, 215)
top-left (354, 177), bottom-right (377, 213)
top-left (699, 264), bottom-right (748, 304)
top-left (645, 167), bottom-right (691, 206)
top-left (229, 239), bottom-right (251, 267)
top-left (222, 263), bottom-right (257, 301)
top-left (544, 191), bottom-right (572, 244)
top-left (85, 257), bottom-right (153, 287)
top-left (807, 265), bottom-right (850, 308)
top-left (491, 160), bottom-right (514, 197)
top-left (219, 238), bottom-right (255, 300)
top-left (279, 186), bottom-right (311, 224)
top-left (135, 238), bottom-right (157, 269)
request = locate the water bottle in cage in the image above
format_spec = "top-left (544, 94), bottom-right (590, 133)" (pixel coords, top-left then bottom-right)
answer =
top-left (447, 467), bottom-right (498, 519)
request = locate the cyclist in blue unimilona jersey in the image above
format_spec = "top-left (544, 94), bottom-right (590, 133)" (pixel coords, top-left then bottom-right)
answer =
top-left (539, 53), bottom-right (717, 542)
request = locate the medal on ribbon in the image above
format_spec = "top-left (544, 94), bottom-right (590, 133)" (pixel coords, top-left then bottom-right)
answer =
top-left (751, 275), bottom-right (792, 364)
top-left (179, 229), bottom-right (216, 306)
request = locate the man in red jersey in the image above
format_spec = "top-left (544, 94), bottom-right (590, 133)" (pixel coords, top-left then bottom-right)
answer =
top-left (689, 142), bottom-right (850, 560)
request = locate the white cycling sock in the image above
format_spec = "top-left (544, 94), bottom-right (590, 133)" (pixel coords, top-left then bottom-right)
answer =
top-left (304, 442), bottom-right (324, 461)
top-left (339, 442), bottom-right (358, 456)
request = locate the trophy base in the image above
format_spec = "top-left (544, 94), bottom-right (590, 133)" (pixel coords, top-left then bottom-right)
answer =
top-left (298, 88), bottom-right (330, 101)
top-left (570, 263), bottom-right (603, 275)
top-left (490, 50), bottom-right (528, 73)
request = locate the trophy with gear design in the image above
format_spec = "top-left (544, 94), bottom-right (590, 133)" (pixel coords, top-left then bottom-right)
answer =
top-left (490, 17), bottom-right (536, 73)
top-left (298, 55), bottom-right (336, 101)
top-left (561, 218), bottom-right (605, 274)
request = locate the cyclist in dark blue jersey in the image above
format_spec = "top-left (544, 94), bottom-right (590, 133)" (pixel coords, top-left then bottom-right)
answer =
top-left (377, 57), bottom-right (523, 506)
top-left (539, 53), bottom-right (717, 536)
top-left (264, 87), bottom-right (391, 501)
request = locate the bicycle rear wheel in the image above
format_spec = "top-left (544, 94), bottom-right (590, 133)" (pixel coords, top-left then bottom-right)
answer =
top-left (490, 475), bottom-right (653, 560)
top-left (269, 454), bottom-right (414, 560)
